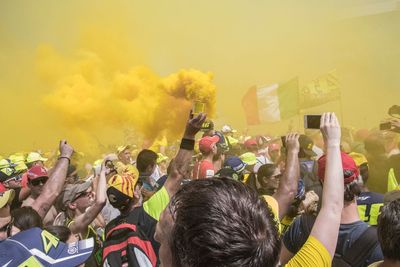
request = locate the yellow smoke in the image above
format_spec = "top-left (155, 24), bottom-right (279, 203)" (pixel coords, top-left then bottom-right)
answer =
top-left (39, 43), bottom-right (216, 154)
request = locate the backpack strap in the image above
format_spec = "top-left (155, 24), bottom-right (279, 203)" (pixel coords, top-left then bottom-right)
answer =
top-left (106, 223), bottom-right (137, 239)
top-left (341, 226), bottom-right (378, 266)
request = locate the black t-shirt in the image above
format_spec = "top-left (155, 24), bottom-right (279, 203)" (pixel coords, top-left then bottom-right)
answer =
top-left (283, 214), bottom-right (383, 267)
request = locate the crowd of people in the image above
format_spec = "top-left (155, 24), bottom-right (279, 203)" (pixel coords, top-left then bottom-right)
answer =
top-left (0, 109), bottom-right (400, 267)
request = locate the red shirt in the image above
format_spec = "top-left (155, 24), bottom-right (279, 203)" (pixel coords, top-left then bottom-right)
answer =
top-left (193, 160), bottom-right (215, 179)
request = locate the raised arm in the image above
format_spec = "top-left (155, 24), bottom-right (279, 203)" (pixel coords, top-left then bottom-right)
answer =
top-left (310, 112), bottom-right (344, 257)
top-left (69, 160), bottom-right (107, 234)
top-left (273, 133), bottom-right (300, 220)
top-left (164, 111), bottom-right (206, 197)
top-left (32, 140), bottom-right (73, 218)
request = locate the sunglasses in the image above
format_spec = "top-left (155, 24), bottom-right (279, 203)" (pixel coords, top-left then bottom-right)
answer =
top-left (29, 177), bottom-right (48, 186)
top-left (4, 174), bottom-right (23, 184)
top-left (73, 191), bottom-right (91, 202)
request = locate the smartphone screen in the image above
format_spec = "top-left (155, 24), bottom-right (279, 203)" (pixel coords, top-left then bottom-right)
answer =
top-left (304, 115), bottom-right (321, 129)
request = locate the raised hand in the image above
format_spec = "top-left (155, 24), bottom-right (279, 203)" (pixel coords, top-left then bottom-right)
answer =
top-left (59, 140), bottom-right (74, 158)
top-left (184, 111), bottom-right (207, 139)
top-left (285, 133), bottom-right (300, 153)
top-left (320, 113), bottom-right (341, 147)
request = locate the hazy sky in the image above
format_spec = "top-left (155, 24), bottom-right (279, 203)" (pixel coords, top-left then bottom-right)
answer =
top-left (1, 0), bottom-right (399, 154)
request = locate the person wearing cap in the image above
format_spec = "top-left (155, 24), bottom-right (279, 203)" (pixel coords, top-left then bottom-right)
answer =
top-left (0, 159), bottom-right (26, 210)
top-left (103, 111), bottom-right (206, 264)
top-left (26, 151), bottom-right (48, 169)
top-left (0, 227), bottom-right (94, 266)
top-left (59, 158), bottom-right (107, 266)
top-left (22, 166), bottom-right (58, 226)
top-left (0, 184), bottom-right (15, 240)
top-left (281, 151), bottom-right (383, 265)
top-left (115, 145), bottom-right (138, 179)
top-left (349, 152), bottom-right (385, 226)
top-left (192, 135), bottom-right (219, 179)
top-left (0, 141), bottom-right (73, 239)
top-left (215, 156), bottom-right (247, 181)
top-left (201, 120), bottom-right (215, 137)
top-left (221, 124), bottom-right (239, 149)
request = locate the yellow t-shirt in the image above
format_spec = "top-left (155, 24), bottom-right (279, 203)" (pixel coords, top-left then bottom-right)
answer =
top-left (368, 261), bottom-right (383, 267)
top-left (285, 236), bottom-right (331, 267)
top-left (262, 195), bottom-right (282, 234)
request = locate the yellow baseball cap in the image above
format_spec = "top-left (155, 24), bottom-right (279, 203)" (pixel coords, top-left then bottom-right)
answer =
top-left (107, 174), bottom-right (137, 199)
top-left (9, 154), bottom-right (27, 172)
top-left (0, 189), bottom-right (15, 209)
top-left (239, 152), bottom-right (257, 166)
top-left (26, 152), bottom-right (48, 164)
top-left (349, 152), bottom-right (368, 167)
top-left (117, 145), bottom-right (131, 154)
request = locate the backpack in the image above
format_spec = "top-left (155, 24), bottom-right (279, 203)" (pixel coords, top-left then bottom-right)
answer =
top-left (102, 223), bottom-right (157, 267)
top-left (301, 215), bottom-right (379, 267)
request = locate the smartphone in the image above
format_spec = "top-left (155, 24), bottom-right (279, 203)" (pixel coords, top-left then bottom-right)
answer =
top-left (304, 115), bottom-right (322, 129)
top-left (281, 136), bottom-right (286, 148)
top-left (380, 122), bottom-right (392, 130)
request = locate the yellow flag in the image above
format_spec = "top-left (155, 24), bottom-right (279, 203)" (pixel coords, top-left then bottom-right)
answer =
top-left (300, 70), bottom-right (340, 109)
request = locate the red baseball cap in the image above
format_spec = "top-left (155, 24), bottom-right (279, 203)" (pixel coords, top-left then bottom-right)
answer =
top-left (199, 136), bottom-right (219, 153)
top-left (244, 138), bottom-right (257, 150)
top-left (27, 166), bottom-right (48, 181)
top-left (318, 152), bottom-right (359, 185)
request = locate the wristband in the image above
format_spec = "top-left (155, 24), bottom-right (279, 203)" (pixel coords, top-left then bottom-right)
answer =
top-left (58, 156), bottom-right (71, 164)
top-left (180, 138), bottom-right (195, 150)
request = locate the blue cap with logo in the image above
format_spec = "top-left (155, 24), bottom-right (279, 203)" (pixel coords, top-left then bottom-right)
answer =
top-left (0, 227), bottom-right (94, 267)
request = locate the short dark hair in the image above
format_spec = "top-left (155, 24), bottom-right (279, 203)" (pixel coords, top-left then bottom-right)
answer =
top-left (344, 182), bottom-right (361, 202)
top-left (169, 178), bottom-right (281, 267)
top-left (377, 199), bottom-right (400, 261)
top-left (11, 207), bottom-right (42, 232)
top-left (44, 225), bottom-right (72, 242)
top-left (257, 164), bottom-right (278, 188)
top-left (136, 149), bottom-right (158, 173)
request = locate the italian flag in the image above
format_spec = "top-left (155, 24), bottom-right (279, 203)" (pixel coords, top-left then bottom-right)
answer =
top-left (242, 77), bottom-right (299, 125)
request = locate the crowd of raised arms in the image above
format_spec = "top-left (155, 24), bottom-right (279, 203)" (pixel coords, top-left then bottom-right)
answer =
top-left (1, 110), bottom-right (400, 267)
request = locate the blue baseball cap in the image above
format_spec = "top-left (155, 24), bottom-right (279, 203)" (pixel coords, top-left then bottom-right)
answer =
top-left (224, 157), bottom-right (247, 174)
top-left (0, 227), bottom-right (94, 266)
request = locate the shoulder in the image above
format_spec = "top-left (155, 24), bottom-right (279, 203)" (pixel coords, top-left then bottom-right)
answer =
top-left (143, 186), bottom-right (170, 221)
top-left (285, 236), bottom-right (331, 267)
top-left (283, 214), bottom-right (315, 253)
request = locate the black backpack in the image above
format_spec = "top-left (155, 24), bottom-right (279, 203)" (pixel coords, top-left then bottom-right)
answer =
top-left (301, 215), bottom-right (379, 267)
top-left (102, 222), bottom-right (157, 267)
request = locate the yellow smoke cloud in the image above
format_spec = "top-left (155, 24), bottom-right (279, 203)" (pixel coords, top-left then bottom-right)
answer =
top-left (39, 43), bottom-right (216, 154)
